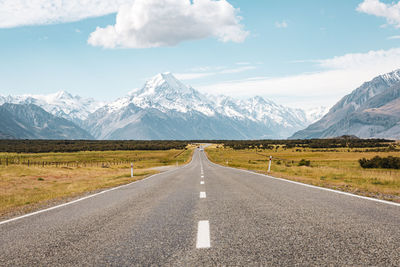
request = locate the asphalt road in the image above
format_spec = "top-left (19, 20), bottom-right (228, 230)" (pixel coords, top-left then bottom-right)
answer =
top-left (1, 149), bottom-right (399, 266)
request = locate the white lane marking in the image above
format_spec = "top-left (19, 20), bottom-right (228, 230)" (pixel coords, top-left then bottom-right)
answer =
top-left (0, 154), bottom-right (198, 226)
top-left (206, 157), bottom-right (400, 207)
top-left (200, 181), bottom-right (205, 185)
top-left (201, 175), bottom-right (204, 178)
top-left (196, 220), bottom-right (211, 248)
top-left (200, 192), bottom-right (206, 198)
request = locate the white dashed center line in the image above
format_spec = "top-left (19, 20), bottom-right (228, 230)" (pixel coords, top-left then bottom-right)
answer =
top-left (200, 192), bottom-right (206, 198)
top-left (196, 220), bottom-right (211, 248)
top-left (200, 181), bottom-right (205, 185)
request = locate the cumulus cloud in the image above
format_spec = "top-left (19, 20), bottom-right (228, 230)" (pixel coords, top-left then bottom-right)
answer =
top-left (357, 0), bottom-right (400, 28)
top-left (88, 0), bottom-right (249, 49)
top-left (197, 47), bottom-right (400, 108)
top-left (0, 0), bottom-right (133, 28)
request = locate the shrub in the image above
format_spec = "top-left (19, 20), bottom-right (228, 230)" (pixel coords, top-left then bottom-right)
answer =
top-left (359, 156), bottom-right (400, 169)
top-left (298, 159), bottom-right (311, 167)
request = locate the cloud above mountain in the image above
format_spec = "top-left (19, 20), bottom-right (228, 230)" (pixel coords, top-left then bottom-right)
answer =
top-left (197, 47), bottom-right (400, 108)
top-left (88, 0), bottom-right (248, 49)
top-left (0, 0), bottom-right (133, 28)
top-left (357, 0), bottom-right (400, 28)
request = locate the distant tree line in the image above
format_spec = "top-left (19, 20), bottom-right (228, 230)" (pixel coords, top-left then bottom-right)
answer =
top-left (0, 140), bottom-right (190, 153)
top-left (0, 138), bottom-right (396, 153)
top-left (359, 156), bottom-right (400, 169)
top-left (215, 138), bottom-right (395, 150)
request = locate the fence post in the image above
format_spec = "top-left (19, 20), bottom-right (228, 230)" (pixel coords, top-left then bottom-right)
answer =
top-left (131, 162), bottom-right (133, 177)
top-left (268, 156), bottom-right (272, 173)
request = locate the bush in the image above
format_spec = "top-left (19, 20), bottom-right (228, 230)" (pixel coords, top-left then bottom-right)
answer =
top-left (359, 156), bottom-right (400, 169)
top-left (298, 159), bottom-right (311, 167)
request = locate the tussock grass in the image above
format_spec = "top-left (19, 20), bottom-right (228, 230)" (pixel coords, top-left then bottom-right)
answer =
top-left (206, 145), bottom-right (400, 202)
top-left (0, 147), bottom-right (194, 217)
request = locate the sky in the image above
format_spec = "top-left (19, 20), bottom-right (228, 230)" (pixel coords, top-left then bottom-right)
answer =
top-left (1, 0), bottom-right (400, 109)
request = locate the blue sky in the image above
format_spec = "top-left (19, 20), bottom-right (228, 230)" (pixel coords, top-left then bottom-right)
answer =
top-left (1, 0), bottom-right (400, 108)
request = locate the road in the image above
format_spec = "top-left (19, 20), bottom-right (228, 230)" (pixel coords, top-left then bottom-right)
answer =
top-left (1, 149), bottom-right (399, 266)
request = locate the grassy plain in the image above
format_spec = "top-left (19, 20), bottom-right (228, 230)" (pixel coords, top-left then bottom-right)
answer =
top-left (0, 148), bottom-right (194, 218)
top-left (206, 144), bottom-right (400, 202)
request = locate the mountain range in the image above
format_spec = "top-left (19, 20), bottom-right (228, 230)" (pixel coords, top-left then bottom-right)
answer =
top-left (3, 69), bottom-right (400, 140)
top-left (291, 69), bottom-right (400, 140)
top-left (0, 103), bottom-right (93, 140)
top-left (0, 73), bottom-right (327, 140)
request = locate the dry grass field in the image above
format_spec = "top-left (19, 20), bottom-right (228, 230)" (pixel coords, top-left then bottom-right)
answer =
top-left (206, 144), bottom-right (400, 203)
top-left (0, 148), bottom-right (194, 218)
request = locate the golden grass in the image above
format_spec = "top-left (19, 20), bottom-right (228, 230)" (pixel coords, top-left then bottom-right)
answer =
top-left (0, 147), bottom-right (194, 217)
top-left (206, 144), bottom-right (400, 202)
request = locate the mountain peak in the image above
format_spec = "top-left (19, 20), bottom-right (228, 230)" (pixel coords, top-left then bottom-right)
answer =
top-left (140, 72), bottom-right (193, 96)
top-left (53, 90), bottom-right (73, 99)
top-left (380, 69), bottom-right (400, 85)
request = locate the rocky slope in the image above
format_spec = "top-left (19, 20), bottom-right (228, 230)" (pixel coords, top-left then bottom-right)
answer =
top-left (0, 103), bottom-right (94, 139)
top-left (291, 69), bottom-right (400, 139)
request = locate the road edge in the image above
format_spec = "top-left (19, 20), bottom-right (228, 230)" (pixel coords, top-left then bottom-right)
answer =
top-left (0, 153), bottom-right (196, 226)
top-left (203, 151), bottom-right (400, 207)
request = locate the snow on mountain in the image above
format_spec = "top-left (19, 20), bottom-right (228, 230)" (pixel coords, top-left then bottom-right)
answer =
top-left (107, 73), bottom-right (215, 116)
top-left (0, 91), bottom-right (105, 126)
top-left (304, 106), bottom-right (329, 123)
top-left (86, 73), bottom-right (325, 139)
top-left (1, 73), bottom-right (328, 140)
top-left (291, 69), bottom-right (400, 139)
top-left (0, 103), bottom-right (93, 140)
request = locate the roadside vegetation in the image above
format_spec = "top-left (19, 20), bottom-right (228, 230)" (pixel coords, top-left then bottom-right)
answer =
top-left (0, 147), bottom-right (194, 218)
top-left (205, 140), bottom-right (400, 203)
top-left (359, 156), bottom-right (400, 169)
top-left (0, 140), bottom-right (190, 153)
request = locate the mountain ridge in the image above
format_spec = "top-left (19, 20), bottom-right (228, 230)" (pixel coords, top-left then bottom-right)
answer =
top-left (84, 73), bottom-right (326, 140)
top-left (1, 73), bottom-right (328, 140)
top-left (291, 69), bottom-right (400, 139)
top-left (0, 103), bottom-right (94, 140)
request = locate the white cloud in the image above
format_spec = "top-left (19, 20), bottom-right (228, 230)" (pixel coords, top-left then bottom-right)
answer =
top-left (196, 48), bottom-right (400, 108)
top-left (0, 0), bottom-right (133, 28)
top-left (88, 0), bottom-right (248, 49)
top-left (175, 65), bottom-right (256, 80)
top-left (175, 72), bottom-right (215, 80)
top-left (220, 66), bottom-right (256, 74)
top-left (316, 47), bottom-right (400, 71)
top-left (236, 62), bottom-right (251, 65)
top-left (388, 35), bottom-right (400, 39)
top-left (357, 0), bottom-right (400, 28)
top-left (275, 21), bottom-right (288, 28)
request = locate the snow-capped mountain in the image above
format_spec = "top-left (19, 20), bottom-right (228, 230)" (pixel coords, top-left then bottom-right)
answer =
top-left (304, 106), bottom-right (330, 124)
top-left (85, 73), bottom-right (325, 140)
top-left (0, 91), bottom-right (104, 127)
top-left (0, 103), bottom-right (93, 139)
top-left (1, 72), bottom-right (328, 140)
top-left (291, 69), bottom-right (400, 139)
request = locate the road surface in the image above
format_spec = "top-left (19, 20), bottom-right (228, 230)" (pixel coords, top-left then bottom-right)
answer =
top-left (1, 149), bottom-right (399, 266)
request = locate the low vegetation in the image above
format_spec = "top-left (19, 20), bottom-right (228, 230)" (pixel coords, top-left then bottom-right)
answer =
top-left (0, 147), bottom-right (194, 218)
top-left (0, 140), bottom-right (190, 153)
top-left (219, 137), bottom-right (396, 150)
top-left (206, 141), bottom-right (400, 203)
top-left (359, 156), bottom-right (400, 169)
